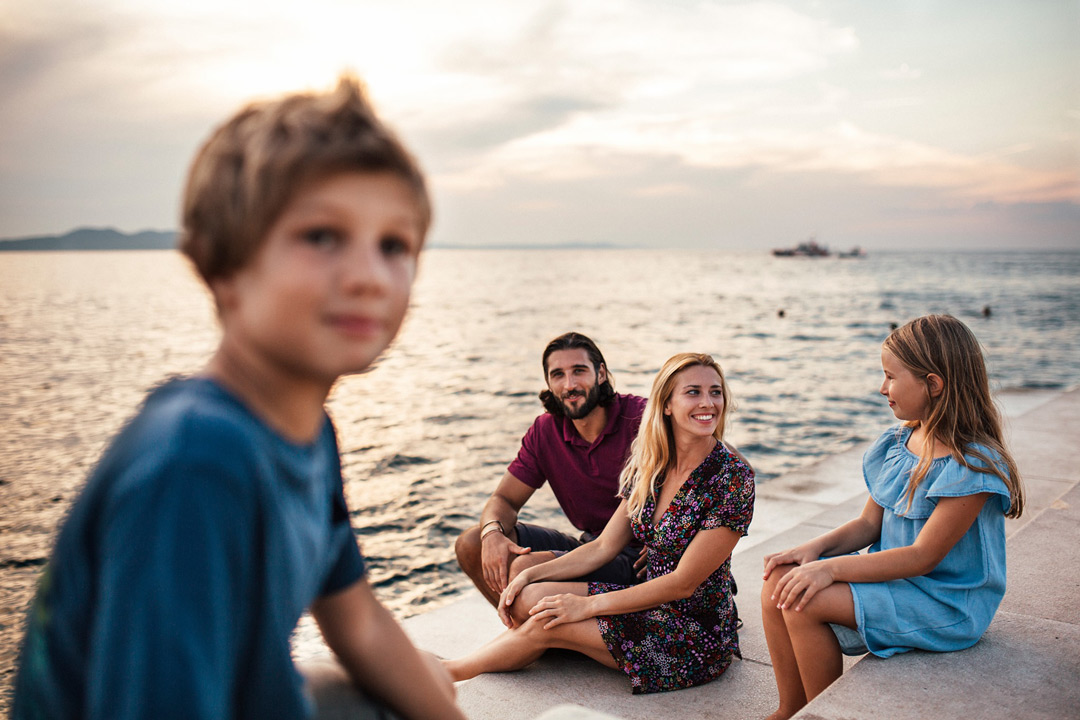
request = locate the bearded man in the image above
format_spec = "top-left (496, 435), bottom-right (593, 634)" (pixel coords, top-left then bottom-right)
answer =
top-left (455, 332), bottom-right (647, 607)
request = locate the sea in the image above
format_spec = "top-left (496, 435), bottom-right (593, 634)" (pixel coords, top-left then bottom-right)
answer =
top-left (1, 248), bottom-right (1078, 691)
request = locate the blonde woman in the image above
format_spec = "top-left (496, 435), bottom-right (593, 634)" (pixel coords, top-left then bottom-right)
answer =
top-left (445, 353), bottom-right (755, 694)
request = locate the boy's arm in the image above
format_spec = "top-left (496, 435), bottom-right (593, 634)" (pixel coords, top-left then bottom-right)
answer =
top-left (311, 579), bottom-right (467, 720)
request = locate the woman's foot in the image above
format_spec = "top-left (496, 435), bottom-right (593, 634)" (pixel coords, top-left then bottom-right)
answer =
top-left (441, 658), bottom-right (470, 683)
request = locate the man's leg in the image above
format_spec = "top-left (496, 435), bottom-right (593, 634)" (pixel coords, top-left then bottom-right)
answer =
top-left (455, 523), bottom-right (581, 607)
top-left (454, 525), bottom-right (500, 606)
top-left (571, 541), bottom-right (642, 586)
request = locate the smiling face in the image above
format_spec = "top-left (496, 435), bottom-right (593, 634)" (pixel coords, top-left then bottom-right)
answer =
top-left (545, 348), bottom-right (606, 420)
top-left (880, 347), bottom-right (931, 423)
top-left (213, 171), bottom-right (424, 387)
top-left (663, 364), bottom-right (725, 440)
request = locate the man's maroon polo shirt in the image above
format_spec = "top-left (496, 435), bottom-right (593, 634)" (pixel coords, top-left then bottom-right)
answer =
top-left (507, 392), bottom-right (647, 535)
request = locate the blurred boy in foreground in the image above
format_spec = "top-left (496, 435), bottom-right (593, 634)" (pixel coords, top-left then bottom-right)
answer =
top-left (13, 76), bottom-right (465, 720)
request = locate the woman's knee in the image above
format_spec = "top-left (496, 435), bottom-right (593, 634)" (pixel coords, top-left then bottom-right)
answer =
top-left (508, 582), bottom-right (549, 625)
top-left (514, 581), bottom-right (580, 625)
top-left (507, 551), bottom-right (556, 583)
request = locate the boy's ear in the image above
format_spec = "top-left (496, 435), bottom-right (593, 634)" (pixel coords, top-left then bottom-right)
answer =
top-left (926, 373), bottom-right (945, 398)
top-left (209, 276), bottom-right (239, 317)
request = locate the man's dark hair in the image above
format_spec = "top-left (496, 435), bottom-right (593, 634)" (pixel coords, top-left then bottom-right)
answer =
top-left (539, 332), bottom-right (616, 415)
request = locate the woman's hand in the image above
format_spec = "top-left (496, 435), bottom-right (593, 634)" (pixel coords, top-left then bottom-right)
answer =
top-left (762, 542), bottom-right (821, 580)
top-left (770, 559), bottom-right (836, 612)
top-left (633, 546), bottom-right (648, 580)
top-left (528, 593), bottom-right (594, 630)
top-left (497, 570), bottom-right (532, 628)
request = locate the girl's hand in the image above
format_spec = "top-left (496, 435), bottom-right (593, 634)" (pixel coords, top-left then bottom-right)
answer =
top-left (771, 559), bottom-right (835, 611)
top-left (528, 593), bottom-right (593, 630)
top-left (498, 572), bottom-right (531, 628)
top-left (762, 544), bottom-right (819, 580)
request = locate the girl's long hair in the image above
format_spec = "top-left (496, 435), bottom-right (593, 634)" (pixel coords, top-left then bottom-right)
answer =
top-left (884, 314), bottom-right (1024, 518)
top-left (620, 353), bottom-right (732, 521)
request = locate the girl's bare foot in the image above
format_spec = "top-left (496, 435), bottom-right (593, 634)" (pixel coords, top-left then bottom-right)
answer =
top-left (763, 708), bottom-right (798, 720)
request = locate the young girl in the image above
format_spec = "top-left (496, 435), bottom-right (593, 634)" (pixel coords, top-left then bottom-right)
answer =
top-left (444, 353), bottom-right (755, 694)
top-left (760, 314), bottom-right (1024, 720)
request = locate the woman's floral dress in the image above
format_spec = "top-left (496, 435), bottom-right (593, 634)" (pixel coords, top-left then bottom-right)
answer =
top-left (589, 443), bottom-right (755, 694)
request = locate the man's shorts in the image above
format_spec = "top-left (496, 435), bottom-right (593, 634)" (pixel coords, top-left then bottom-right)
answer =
top-left (514, 522), bottom-right (643, 585)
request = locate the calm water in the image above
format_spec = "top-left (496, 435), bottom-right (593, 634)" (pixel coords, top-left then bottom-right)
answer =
top-left (2, 249), bottom-right (1078, 642)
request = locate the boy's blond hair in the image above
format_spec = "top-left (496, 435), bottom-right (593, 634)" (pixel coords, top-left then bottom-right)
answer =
top-left (180, 75), bottom-right (430, 284)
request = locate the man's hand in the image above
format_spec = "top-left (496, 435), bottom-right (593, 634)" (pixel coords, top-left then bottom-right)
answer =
top-left (480, 531), bottom-right (531, 596)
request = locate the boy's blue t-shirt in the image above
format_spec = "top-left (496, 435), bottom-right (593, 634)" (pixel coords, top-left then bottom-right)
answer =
top-left (13, 377), bottom-right (366, 720)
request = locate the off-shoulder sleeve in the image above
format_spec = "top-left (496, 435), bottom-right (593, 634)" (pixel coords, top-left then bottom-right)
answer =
top-left (700, 451), bottom-right (755, 536)
top-left (924, 445), bottom-right (1012, 514)
top-left (863, 426), bottom-right (922, 515)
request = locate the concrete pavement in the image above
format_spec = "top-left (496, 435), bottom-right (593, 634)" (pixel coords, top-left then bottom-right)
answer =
top-left (328, 387), bottom-right (1079, 719)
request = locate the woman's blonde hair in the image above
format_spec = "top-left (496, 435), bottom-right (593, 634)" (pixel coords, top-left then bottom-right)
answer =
top-left (884, 314), bottom-right (1024, 518)
top-left (620, 353), bottom-right (731, 521)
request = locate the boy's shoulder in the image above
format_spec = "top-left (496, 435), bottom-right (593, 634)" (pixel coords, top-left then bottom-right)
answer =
top-left (125, 376), bottom-right (260, 453)
top-left (100, 376), bottom-right (289, 497)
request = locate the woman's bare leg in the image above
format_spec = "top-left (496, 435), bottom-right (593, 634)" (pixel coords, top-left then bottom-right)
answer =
top-left (443, 582), bottom-right (616, 682)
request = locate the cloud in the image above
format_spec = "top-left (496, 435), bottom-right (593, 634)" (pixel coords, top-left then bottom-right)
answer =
top-left (416, 93), bottom-right (612, 156)
top-left (433, 113), bottom-right (1078, 211)
top-left (860, 97), bottom-right (924, 110)
top-left (0, 10), bottom-right (129, 111)
top-left (1, 0), bottom-right (1074, 247)
top-left (880, 63), bottom-right (922, 80)
top-left (632, 183), bottom-right (697, 198)
top-left (410, 1), bottom-right (858, 164)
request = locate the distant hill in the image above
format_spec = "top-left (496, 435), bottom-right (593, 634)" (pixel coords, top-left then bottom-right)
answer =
top-left (0, 227), bottom-right (177, 251)
top-left (0, 228), bottom-right (624, 252)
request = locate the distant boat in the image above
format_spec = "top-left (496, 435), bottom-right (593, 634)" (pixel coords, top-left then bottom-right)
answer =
top-left (772, 238), bottom-right (830, 257)
top-left (837, 246), bottom-right (866, 259)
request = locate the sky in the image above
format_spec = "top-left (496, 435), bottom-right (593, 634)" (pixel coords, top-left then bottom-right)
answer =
top-left (1, 0), bottom-right (1077, 250)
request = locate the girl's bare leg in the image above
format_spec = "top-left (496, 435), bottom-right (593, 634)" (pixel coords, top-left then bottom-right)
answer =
top-left (761, 565), bottom-right (808, 720)
top-left (782, 582), bottom-right (855, 702)
top-left (443, 582), bottom-right (616, 682)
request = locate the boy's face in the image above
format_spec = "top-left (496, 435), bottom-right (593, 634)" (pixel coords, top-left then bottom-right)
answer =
top-left (214, 171), bottom-right (424, 386)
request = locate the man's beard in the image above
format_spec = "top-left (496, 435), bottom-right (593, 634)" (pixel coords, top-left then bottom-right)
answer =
top-left (561, 382), bottom-right (601, 420)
